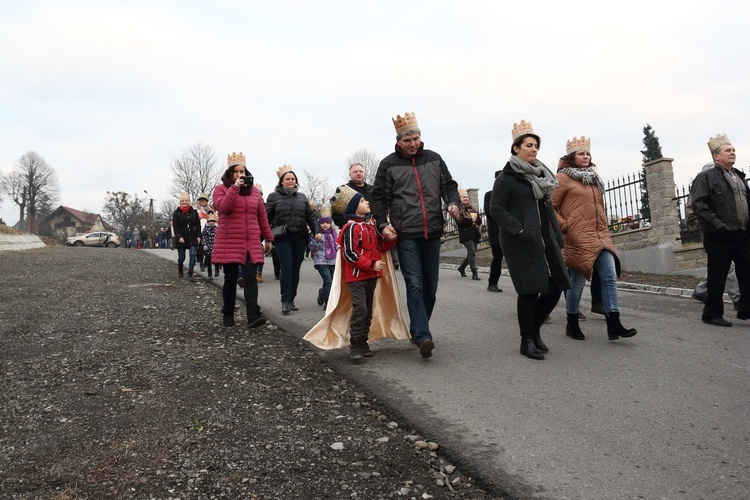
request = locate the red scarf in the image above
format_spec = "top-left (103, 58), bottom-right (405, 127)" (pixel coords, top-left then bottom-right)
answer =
top-left (179, 205), bottom-right (190, 213)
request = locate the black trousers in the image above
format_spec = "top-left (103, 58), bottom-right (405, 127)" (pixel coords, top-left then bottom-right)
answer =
top-left (348, 279), bottom-right (377, 344)
top-left (222, 254), bottom-right (259, 312)
top-left (517, 278), bottom-right (563, 340)
top-left (488, 243), bottom-right (503, 286)
top-left (702, 230), bottom-right (750, 320)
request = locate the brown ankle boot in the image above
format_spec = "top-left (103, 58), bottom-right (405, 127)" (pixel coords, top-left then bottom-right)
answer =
top-left (256, 271), bottom-right (264, 283)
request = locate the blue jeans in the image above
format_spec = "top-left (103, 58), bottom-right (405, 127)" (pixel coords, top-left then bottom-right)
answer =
top-left (274, 234), bottom-right (307, 303)
top-left (315, 264), bottom-right (335, 303)
top-left (396, 237), bottom-right (441, 345)
top-left (566, 250), bottom-right (618, 314)
top-left (176, 246), bottom-right (198, 271)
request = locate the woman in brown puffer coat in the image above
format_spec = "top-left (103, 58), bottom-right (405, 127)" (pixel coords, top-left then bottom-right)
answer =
top-left (551, 136), bottom-right (637, 342)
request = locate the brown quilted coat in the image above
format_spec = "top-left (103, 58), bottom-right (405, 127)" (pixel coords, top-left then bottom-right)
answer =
top-left (551, 167), bottom-right (617, 280)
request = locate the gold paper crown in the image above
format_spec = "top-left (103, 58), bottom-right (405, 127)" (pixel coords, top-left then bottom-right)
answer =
top-left (392, 111), bottom-right (419, 135)
top-left (565, 136), bottom-right (591, 155)
top-left (707, 133), bottom-right (731, 153)
top-left (197, 192), bottom-right (209, 201)
top-left (206, 213), bottom-right (217, 222)
top-left (318, 205), bottom-right (332, 218)
top-left (512, 120), bottom-right (536, 141)
top-left (227, 151), bottom-right (245, 167)
top-left (330, 184), bottom-right (359, 215)
top-left (458, 188), bottom-right (468, 197)
top-left (277, 164), bottom-right (294, 179)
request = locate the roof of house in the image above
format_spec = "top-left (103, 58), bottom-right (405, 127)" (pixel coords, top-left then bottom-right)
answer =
top-left (47, 206), bottom-right (115, 231)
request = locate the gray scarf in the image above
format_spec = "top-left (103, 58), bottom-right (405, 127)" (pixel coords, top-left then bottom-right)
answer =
top-left (508, 155), bottom-right (558, 200)
top-left (558, 165), bottom-right (605, 194)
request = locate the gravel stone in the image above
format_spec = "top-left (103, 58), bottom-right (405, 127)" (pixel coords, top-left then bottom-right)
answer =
top-left (0, 247), bottom-right (501, 498)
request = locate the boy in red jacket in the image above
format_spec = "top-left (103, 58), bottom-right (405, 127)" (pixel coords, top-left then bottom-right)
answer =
top-left (332, 185), bottom-right (397, 359)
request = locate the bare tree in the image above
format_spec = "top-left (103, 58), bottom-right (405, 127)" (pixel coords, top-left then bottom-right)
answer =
top-left (345, 149), bottom-right (380, 185)
top-left (158, 199), bottom-right (178, 228)
top-left (299, 170), bottom-right (333, 208)
top-left (2, 151), bottom-right (60, 233)
top-left (102, 191), bottom-right (149, 232)
top-left (168, 143), bottom-right (223, 204)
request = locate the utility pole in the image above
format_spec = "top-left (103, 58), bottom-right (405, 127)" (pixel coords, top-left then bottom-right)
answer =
top-left (144, 190), bottom-right (154, 226)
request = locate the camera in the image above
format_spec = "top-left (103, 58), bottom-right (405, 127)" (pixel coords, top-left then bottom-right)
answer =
top-left (242, 175), bottom-right (254, 186)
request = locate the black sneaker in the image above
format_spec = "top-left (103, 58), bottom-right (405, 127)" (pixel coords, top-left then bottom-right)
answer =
top-left (350, 345), bottom-right (363, 360)
top-left (361, 343), bottom-right (373, 357)
top-left (487, 284), bottom-right (503, 293)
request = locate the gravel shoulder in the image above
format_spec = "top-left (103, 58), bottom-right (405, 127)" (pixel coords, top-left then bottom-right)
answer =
top-left (0, 247), bottom-right (499, 499)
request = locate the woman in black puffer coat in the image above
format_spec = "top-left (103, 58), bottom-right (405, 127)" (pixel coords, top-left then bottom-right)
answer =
top-left (266, 166), bottom-right (319, 314)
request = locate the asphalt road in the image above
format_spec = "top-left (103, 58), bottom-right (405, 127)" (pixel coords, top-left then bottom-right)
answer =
top-left (148, 249), bottom-right (750, 499)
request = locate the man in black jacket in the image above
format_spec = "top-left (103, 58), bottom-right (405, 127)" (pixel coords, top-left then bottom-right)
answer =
top-left (690, 133), bottom-right (750, 327)
top-left (483, 179), bottom-right (503, 293)
top-left (331, 163), bottom-right (374, 229)
top-left (372, 112), bottom-right (460, 358)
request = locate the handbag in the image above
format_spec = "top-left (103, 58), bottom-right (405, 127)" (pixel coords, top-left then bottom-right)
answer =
top-left (271, 194), bottom-right (296, 240)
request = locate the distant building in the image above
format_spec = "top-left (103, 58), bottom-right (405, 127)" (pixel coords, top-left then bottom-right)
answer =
top-left (41, 206), bottom-right (114, 240)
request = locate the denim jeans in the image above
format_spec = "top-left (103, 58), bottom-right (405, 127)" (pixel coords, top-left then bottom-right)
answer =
top-left (176, 245), bottom-right (198, 271)
top-left (396, 237), bottom-right (441, 345)
top-left (460, 240), bottom-right (477, 273)
top-left (274, 234), bottom-right (307, 303)
top-left (565, 250), bottom-right (618, 314)
top-left (315, 264), bottom-right (335, 303)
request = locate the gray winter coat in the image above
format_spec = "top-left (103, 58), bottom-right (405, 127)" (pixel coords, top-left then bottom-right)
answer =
top-left (490, 162), bottom-right (569, 295)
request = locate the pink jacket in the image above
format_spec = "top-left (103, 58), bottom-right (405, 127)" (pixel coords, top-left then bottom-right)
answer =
top-left (211, 183), bottom-right (273, 265)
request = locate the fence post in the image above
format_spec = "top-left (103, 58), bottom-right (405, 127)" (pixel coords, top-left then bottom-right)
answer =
top-left (644, 157), bottom-right (680, 245)
top-left (467, 188), bottom-right (480, 211)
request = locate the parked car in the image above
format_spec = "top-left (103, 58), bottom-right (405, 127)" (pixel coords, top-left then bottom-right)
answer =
top-left (66, 232), bottom-right (121, 248)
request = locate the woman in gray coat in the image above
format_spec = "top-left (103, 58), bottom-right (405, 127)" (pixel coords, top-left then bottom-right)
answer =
top-left (490, 120), bottom-right (569, 360)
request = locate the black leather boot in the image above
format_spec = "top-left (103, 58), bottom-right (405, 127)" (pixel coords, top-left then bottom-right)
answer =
top-left (606, 311), bottom-right (637, 340)
top-left (471, 270), bottom-right (481, 281)
top-left (222, 306), bottom-right (234, 327)
top-left (178, 264), bottom-right (184, 278)
top-left (566, 313), bottom-right (585, 340)
top-left (532, 328), bottom-right (549, 352)
top-left (246, 305), bottom-right (267, 328)
top-left (457, 265), bottom-right (467, 277)
top-left (520, 339), bottom-right (545, 360)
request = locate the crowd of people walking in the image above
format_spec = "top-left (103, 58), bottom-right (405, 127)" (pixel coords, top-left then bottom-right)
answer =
top-left (118, 111), bottom-right (747, 363)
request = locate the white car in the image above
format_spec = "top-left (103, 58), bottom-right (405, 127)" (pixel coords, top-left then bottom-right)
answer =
top-left (66, 232), bottom-right (121, 248)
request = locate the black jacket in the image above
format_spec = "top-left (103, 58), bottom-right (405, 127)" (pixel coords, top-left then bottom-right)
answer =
top-left (266, 186), bottom-right (318, 238)
top-left (172, 207), bottom-right (201, 248)
top-left (690, 164), bottom-right (750, 233)
top-left (332, 181), bottom-right (373, 229)
top-left (491, 162), bottom-right (568, 295)
top-left (371, 143), bottom-right (459, 239)
top-left (483, 173), bottom-right (501, 246)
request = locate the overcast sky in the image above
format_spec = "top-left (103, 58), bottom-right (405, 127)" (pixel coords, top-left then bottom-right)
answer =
top-left (1, 0), bottom-right (748, 226)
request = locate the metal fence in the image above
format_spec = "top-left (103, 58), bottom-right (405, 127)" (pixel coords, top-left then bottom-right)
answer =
top-left (603, 171), bottom-right (649, 233)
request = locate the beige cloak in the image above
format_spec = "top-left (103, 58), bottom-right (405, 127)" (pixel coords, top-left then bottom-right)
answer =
top-left (303, 251), bottom-right (411, 349)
